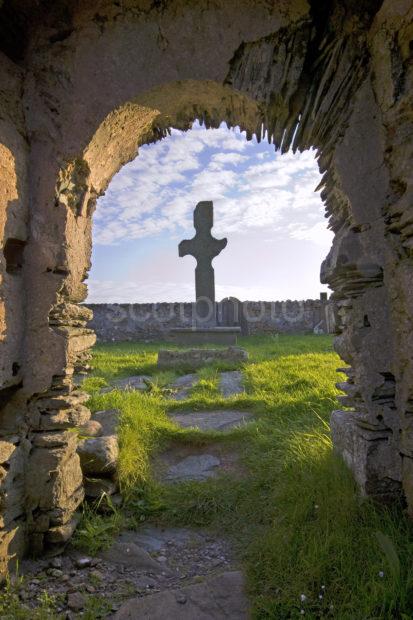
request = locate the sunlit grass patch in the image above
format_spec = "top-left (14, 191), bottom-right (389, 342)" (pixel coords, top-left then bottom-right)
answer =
top-left (80, 334), bottom-right (413, 619)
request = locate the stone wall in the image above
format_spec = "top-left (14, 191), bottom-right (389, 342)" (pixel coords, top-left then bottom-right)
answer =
top-left (0, 50), bottom-right (30, 573)
top-left (86, 298), bottom-right (334, 342)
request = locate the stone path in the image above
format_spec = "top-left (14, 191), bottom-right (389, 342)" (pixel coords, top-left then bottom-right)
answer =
top-left (165, 454), bottom-right (221, 482)
top-left (101, 370), bottom-right (245, 400)
top-left (154, 443), bottom-right (244, 483)
top-left (115, 570), bottom-right (248, 619)
top-left (101, 375), bottom-right (152, 393)
top-left (169, 370), bottom-right (245, 400)
top-left (19, 368), bottom-right (252, 617)
top-left (20, 526), bottom-right (244, 617)
top-left (154, 410), bottom-right (252, 484)
top-left (219, 370), bottom-right (244, 396)
top-left (169, 373), bottom-right (199, 400)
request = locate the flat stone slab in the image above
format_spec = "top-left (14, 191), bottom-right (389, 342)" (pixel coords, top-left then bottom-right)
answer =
top-left (168, 327), bottom-right (241, 346)
top-left (158, 346), bottom-right (248, 370)
top-left (91, 409), bottom-right (119, 435)
top-left (166, 454), bottom-right (221, 482)
top-left (219, 371), bottom-right (244, 397)
top-left (115, 570), bottom-right (249, 619)
top-left (169, 373), bottom-right (199, 400)
top-left (100, 541), bottom-right (164, 573)
top-left (167, 371), bottom-right (245, 400)
top-left (170, 409), bottom-right (252, 431)
top-left (119, 527), bottom-right (205, 553)
top-left (101, 375), bottom-right (152, 393)
top-left (154, 443), bottom-right (246, 484)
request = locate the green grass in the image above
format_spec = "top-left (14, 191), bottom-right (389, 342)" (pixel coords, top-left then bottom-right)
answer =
top-left (76, 334), bottom-right (413, 619)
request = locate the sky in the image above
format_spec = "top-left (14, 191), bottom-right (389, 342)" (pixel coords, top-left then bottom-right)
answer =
top-left (87, 121), bottom-right (333, 303)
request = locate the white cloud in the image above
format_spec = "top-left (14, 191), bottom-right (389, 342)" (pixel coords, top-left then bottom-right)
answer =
top-left (92, 122), bottom-right (328, 257)
top-left (288, 221), bottom-right (333, 246)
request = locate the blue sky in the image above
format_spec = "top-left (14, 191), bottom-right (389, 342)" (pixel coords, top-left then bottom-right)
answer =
top-left (87, 122), bottom-right (333, 302)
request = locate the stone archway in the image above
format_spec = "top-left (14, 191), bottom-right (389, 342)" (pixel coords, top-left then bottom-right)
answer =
top-left (0, 0), bottom-right (412, 571)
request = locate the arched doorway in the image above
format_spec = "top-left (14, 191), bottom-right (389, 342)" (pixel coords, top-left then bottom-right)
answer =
top-left (0, 0), bottom-right (411, 574)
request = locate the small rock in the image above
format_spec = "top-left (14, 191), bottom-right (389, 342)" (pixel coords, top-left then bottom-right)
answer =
top-left (75, 557), bottom-right (92, 569)
top-left (67, 592), bottom-right (85, 611)
top-left (78, 419), bottom-right (103, 437)
top-left (92, 409), bottom-right (119, 435)
top-left (134, 576), bottom-right (157, 589)
top-left (47, 568), bottom-right (63, 578)
top-left (212, 558), bottom-right (224, 567)
top-left (100, 542), bottom-right (165, 573)
top-left (46, 516), bottom-right (80, 544)
top-left (90, 569), bottom-right (103, 581)
top-left (166, 454), bottom-right (220, 482)
top-left (105, 376), bottom-right (152, 392)
top-left (77, 436), bottom-right (119, 476)
top-left (84, 476), bottom-right (118, 498)
top-left (175, 593), bottom-right (187, 604)
top-left (49, 557), bottom-right (63, 569)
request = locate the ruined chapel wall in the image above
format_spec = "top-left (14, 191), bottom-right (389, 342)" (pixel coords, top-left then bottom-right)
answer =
top-left (1, 0), bottom-right (409, 567)
top-left (13, 0), bottom-right (311, 561)
top-left (368, 0), bottom-right (413, 511)
top-left (0, 52), bottom-right (30, 573)
top-left (323, 71), bottom-right (402, 499)
top-left (0, 52), bottom-right (28, 394)
top-left (21, 0), bottom-right (307, 395)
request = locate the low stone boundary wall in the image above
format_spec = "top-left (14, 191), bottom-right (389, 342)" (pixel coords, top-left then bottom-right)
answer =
top-left (86, 297), bottom-right (336, 342)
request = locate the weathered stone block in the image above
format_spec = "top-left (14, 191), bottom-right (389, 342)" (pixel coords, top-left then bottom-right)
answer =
top-left (39, 404), bottom-right (91, 430)
top-left (84, 477), bottom-right (118, 498)
top-left (48, 486), bottom-right (84, 526)
top-left (402, 456), bottom-right (413, 517)
top-left (331, 410), bottom-right (402, 501)
top-left (0, 440), bottom-right (17, 463)
top-left (168, 327), bottom-right (241, 346)
top-left (157, 346), bottom-right (248, 370)
top-left (78, 419), bottom-right (103, 437)
top-left (26, 434), bottom-right (83, 514)
top-left (46, 515), bottom-right (80, 543)
top-left (31, 431), bottom-right (75, 449)
top-left (92, 410), bottom-right (119, 436)
top-left (77, 436), bottom-right (119, 477)
top-left (0, 522), bottom-right (27, 574)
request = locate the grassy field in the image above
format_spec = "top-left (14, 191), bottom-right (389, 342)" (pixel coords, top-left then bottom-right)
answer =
top-left (65, 335), bottom-right (413, 617)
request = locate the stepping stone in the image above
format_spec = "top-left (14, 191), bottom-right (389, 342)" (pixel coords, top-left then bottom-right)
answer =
top-left (77, 435), bottom-right (119, 476)
top-left (219, 371), bottom-right (244, 396)
top-left (119, 527), bottom-right (204, 552)
top-left (170, 409), bottom-right (252, 432)
top-left (92, 409), bottom-right (119, 435)
top-left (101, 375), bottom-right (152, 393)
top-left (166, 454), bottom-right (221, 482)
top-left (169, 373), bottom-right (199, 400)
top-left (100, 541), bottom-right (164, 573)
top-left (115, 570), bottom-right (249, 619)
top-left (154, 443), bottom-right (245, 484)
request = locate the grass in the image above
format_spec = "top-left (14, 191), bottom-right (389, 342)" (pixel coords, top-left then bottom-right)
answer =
top-left (67, 335), bottom-right (413, 617)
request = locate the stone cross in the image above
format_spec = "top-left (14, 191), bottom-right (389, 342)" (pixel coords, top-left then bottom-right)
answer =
top-left (179, 201), bottom-right (227, 325)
